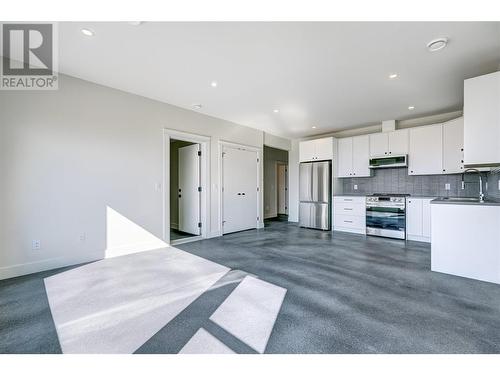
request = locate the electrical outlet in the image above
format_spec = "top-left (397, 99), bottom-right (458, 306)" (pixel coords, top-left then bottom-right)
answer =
top-left (353, 184), bottom-right (358, 190)
top-left (155, 183), bottom-right (162, 192)
top-left (79, 232), bottom-right (86, 242)
top-left (32, 240), bottom-right (41, 250)
top-left (445, 183), bottom-right (451, 190)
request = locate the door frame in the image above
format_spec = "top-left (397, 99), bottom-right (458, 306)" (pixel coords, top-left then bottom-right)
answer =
top-left (218, 140), bottom-right (262, 235)
top-left (276, 161), bottom-right (288, 215)
top-left (163, 128), bottom-right (210, 245)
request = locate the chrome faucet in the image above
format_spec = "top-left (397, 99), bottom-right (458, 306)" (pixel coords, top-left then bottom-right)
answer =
top-left (462, 168), bottom-right (484, 202)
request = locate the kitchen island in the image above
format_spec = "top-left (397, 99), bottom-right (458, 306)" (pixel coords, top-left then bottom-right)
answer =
top-left (431, 197), bottom-right (500, 284)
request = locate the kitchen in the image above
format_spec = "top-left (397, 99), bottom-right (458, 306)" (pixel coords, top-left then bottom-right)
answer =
top-left (297, 70), bottom-right (500, 284)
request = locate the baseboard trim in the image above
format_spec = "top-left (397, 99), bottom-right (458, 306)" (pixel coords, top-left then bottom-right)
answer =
top-left (170, 222), bottom-right (179, 230)
top-left (208, 230), bottom-right (222, 238)
top-left (333, 227), bottom-right (366, 235)
top-left (0, 251), bottom-right (104, 281)
top-left (264, 213), bottom-right (277, 219)
top-left (407, 235), bottom-right (431, 243)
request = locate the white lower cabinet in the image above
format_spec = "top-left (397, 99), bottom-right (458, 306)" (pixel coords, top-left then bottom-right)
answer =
top-left (406, 197), bottom-right (434, 242)
top-left (333, 196), bottom-right (366, 234)
top-left (431, 203), bottom-right (500, 285)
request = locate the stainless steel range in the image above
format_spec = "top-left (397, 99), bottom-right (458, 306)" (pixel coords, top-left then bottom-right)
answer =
top-left (366, 194), bottom-right (408, 240)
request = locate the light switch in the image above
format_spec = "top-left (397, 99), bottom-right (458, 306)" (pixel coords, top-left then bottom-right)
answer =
top-left (445, 183), bottom-right (451, 190)
top-left (353, 184), bottom-right (358, 190)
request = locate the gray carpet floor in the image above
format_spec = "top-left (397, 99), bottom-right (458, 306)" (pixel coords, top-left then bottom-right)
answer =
top-left (2, 221), bottom-right (500, 353)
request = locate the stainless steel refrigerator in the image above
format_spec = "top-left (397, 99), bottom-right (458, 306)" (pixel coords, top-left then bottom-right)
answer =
top-left (299, 161), bottom-right (331, 230)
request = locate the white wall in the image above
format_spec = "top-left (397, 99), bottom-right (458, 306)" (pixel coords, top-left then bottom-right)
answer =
top-left (264, 132), bottom-right (291, 151)
top-left (0, 74), bottom-right (290, 279)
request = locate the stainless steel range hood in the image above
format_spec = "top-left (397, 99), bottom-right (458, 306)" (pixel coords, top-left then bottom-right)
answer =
top-left (464, 162), bottom-right (500, 168)
top-left (369, 155), bottom-right (407, 169)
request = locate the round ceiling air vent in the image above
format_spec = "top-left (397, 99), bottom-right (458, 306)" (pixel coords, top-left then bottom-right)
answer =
top-left (427, 38), bottom-right (448, 52)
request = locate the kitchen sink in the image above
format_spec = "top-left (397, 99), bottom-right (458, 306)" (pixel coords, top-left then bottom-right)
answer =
top-left (442, 197), bottom-right (480, 202)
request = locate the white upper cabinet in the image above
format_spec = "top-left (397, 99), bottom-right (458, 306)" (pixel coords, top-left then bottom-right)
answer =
top-left (337, 138), bottom-right (353, 177)
top-left (352, 135), bottom-right (371, 177)
top-left (388, 129), bottom-right (409, 155)
top-left (409, 123), bottom-right (443, 175)
top-left (299, 137), bottom-right (333, 162)
top-left (299, 140), bottom-right (316, 162)
top-left (369, 133), bottom-right (388, 157)
top-left (442, 117), bottom-right (464, 174)
top-left (464, 71), bottom-right (500, 166)
top-left (314, 137), bottom-right (334, 161)
top-left (369, 129), bottom-right (408, 157)
top-left (338, 135), bottom-right (371, 177)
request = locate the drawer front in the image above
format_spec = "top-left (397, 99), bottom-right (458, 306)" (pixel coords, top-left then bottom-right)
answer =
top-left (334, 214), bottom-right (366, 230)
top-left (333, 196), bottom-right (365, 205)
top-left (334, 202), bottom-right (365, 217)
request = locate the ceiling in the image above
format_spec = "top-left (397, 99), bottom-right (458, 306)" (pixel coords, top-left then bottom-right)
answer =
top-left (56, 22), bottom-right (500, 139)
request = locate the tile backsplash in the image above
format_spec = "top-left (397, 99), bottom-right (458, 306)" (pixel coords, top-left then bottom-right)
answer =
top-left (487, 169), bottom-right (500, 200)
top-left (341, 167), bottom-right (484, 197)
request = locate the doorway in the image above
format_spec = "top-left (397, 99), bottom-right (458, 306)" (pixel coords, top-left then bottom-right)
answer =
top-left (170, 139), bottom-right (200, 241)
top-left (263, 146), bottom-right (289, 222)
top-left (164, 129), bottom-right (209, 245)
top-left (277, 163), bottom-right (288, 215)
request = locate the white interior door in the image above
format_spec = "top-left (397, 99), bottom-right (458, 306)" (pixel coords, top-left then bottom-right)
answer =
top-left (277, 164), bottom-right (287, 215)
top-left (223, 146), bottom-right (258, 234)
top-left (178, 143), bottom-right (201, 235)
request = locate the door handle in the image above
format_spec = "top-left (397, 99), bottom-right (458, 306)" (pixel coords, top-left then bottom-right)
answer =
top-left (178, 194), bottom-right (182, 198)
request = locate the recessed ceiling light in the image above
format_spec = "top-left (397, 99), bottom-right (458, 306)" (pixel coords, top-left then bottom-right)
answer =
top-left (192, 104), bottom-right (203, 110)
top-left (129, 21), bottom-right (143, 26)
top-left (273, 109), bottom-right (279, 113)
top-left (389, 73), bottom-right (398, 79)
top-left (81, 28), bottom-right (94, 37)
top-left (312, 126), bottom-right (317, 129)
top-left (408, 106), bottom-right (415, 110)
top-left (211, 81), bottom-right (218, 88)
top-left (427, 37), bottom-right (448, 52)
